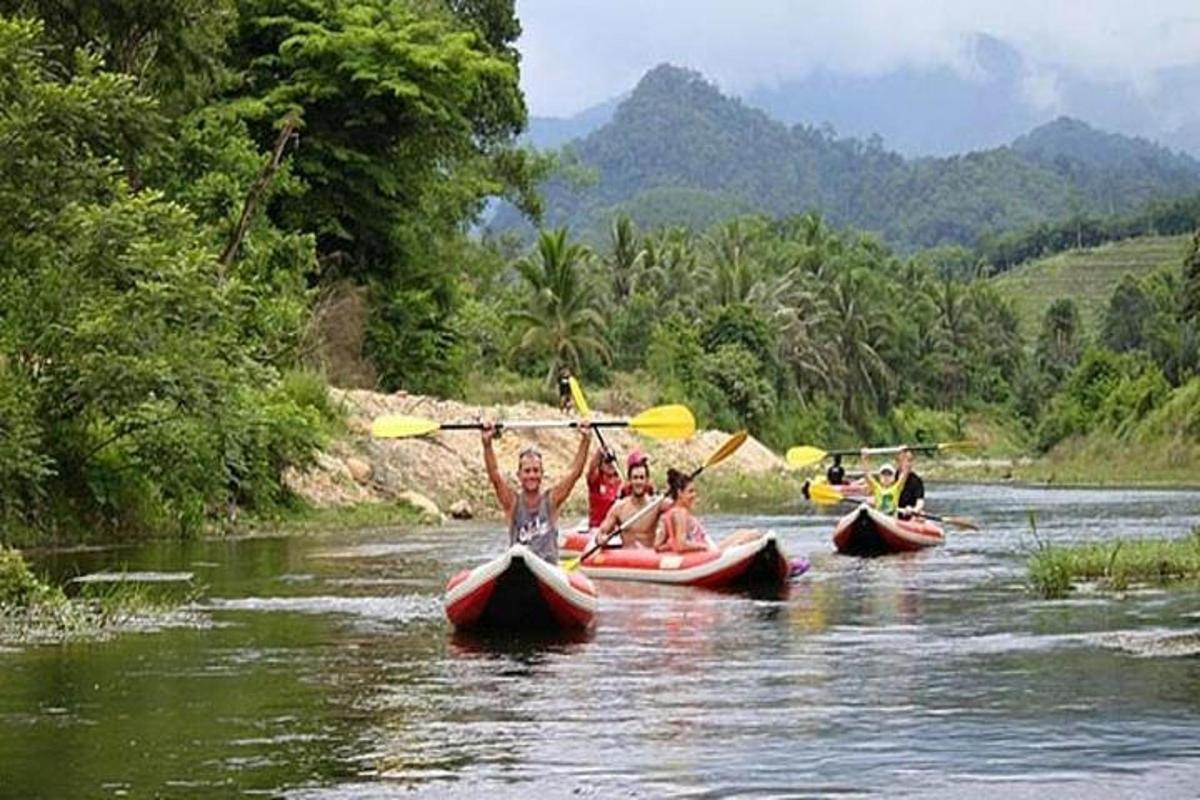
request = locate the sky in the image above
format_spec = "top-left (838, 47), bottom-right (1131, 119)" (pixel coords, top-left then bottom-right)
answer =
top-left (514, 0), bottom-right (1200, 118)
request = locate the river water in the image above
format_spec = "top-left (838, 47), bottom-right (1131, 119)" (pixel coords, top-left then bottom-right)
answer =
top-left (2, 485), bottom-right (1200, 799)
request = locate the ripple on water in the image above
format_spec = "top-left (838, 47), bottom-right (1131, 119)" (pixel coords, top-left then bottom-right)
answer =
top-left (1089, 628), bottom-right (1200, 658)
top-left (205, 594), bottom-right (443, 625)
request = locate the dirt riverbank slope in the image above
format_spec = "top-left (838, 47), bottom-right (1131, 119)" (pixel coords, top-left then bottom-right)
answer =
top-left (284, 389), bottom-right (786, 519)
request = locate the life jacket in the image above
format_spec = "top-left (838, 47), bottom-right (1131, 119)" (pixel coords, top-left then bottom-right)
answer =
top-left (868, 474), bottom-right (906, 515)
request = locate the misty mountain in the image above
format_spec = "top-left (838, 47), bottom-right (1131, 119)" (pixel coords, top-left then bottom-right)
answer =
top-left (497, 64), bottom-right (1200, 251)
top-left (525, 94), bottom-right (625, 149)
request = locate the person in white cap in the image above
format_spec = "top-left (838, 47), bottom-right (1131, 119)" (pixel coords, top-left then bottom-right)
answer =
top-left (860, 449), bottom-right (910, 515)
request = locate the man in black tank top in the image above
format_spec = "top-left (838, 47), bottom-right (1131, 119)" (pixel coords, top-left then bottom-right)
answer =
top-left (897, 448), bottom-right (926, 519)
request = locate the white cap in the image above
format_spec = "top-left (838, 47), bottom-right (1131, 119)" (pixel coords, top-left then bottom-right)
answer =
top-left (879, 462), bottom-right (896, 475)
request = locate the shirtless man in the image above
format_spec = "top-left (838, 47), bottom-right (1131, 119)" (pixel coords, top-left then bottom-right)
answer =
top-left (592, 456), bottom-right (662, 549)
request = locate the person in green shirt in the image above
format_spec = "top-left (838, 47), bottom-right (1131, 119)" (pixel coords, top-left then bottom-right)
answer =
top-left (860, 449), bottom-right (909, 515)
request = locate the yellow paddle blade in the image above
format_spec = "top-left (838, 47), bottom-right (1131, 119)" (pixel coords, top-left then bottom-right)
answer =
top-left (370, 415), bottom-right (440, 439)
top-left (705, 430), bottom-right (748, 470)
top-left (568, 376), bottom-right (591, 418)
top-left (786, 445), bottom-right (828, 468)
top-left (805, 480), bottom-right (847, 505)
top-left (628, 404), bottom-right (695, 440)
top-left (936, 440), bottom-right (978, 452)
top-left (560, 555), bottom-right (581, 571)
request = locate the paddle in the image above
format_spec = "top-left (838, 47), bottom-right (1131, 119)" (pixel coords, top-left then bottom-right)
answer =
top-left (562, 430), bottom-right (749, 571)
top-left (786, 440), bottom-right (976, 469)
top-left (371, 403), bottom-right (696, 441)
top-left (802, 479), bottom-right (980, 531)
top-left (568, 376), bottom-right (616, 462)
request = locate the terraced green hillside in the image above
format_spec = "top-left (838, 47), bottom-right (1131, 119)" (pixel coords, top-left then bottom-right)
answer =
top-left (992, 234), bottom-right (1192, 339)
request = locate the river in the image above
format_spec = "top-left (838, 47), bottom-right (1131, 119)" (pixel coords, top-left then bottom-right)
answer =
top-left (2, 484), bottom-right (1199, 798)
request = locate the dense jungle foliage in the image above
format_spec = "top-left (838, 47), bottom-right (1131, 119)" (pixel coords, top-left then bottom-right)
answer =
top-left (1, 5), bottom-right (1198, 545)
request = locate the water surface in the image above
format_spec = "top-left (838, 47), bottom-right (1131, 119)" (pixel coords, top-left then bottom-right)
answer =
top-left (3, 485), bottom-right (1199, 798)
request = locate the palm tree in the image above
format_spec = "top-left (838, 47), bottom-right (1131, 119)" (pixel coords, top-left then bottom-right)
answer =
top-left (824, 267), bottom-right (894, 424)
top-left (509, 228), bottom-right (610, 383)
top-left (607, 214), bottom-right (647, 303)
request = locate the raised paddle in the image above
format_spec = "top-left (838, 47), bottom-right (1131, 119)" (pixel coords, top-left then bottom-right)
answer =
top-left (802, 480), bottom-right (980, 531)
top-left (562, 430), bottom-right (749, 571)
top-left (371, 403), bottom-right (696, 441)
top-left (568, 376), bottom-right (617, 461)
top-left (786, 440), bottom-right (976, 469)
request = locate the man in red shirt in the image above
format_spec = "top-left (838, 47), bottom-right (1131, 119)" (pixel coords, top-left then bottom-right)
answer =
top-left (586, 447), bottom-right (622, 528)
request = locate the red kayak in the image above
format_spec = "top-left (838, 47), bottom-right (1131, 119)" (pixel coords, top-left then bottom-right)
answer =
top-left (832, 504), bottom-right (945, 556)
top-left (444, 545), bottom-right (598, 631)
top-left (560, 531), bottom-right (791, 592)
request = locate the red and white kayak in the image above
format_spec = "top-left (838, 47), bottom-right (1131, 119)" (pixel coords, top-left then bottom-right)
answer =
top-left (832, 504), bottom-right (944, 556)
top-left (444, 545), bottom-right (598, 631)
top-left (560, 532), bottom-right (791, 592)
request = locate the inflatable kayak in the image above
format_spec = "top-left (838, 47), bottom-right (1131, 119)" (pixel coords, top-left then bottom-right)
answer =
top-left (444, 545), bottom-right (598, 631)
top-left (559, 531), bottom-right (791, 591)
top-left (832, 504), bottom-right (945, 556)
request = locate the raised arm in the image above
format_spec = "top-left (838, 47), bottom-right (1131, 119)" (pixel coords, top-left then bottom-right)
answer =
top-left (550, 422), bottom-right (591, 510)
top-left (482, 421), bottom-right (515, 516)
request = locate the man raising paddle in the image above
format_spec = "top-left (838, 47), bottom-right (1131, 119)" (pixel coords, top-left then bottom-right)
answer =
top-left (482, 419), bottom-right (591, 564)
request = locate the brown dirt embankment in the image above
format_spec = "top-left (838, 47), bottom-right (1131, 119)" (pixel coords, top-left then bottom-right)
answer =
top-left (285, 389), bottom-right (786, 520)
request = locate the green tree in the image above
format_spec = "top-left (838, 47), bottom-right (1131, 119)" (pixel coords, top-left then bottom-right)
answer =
top-left (1183, 229), bottom-right (1200, 323)
top-left (1102, 273), bottom-right (1153, 352)
top-left (509, 228), bottom-right (609, 382)
top-left (1036, 298), bottom-right (1084, 387)
top-left (0, 17), bottom-right (323, 537)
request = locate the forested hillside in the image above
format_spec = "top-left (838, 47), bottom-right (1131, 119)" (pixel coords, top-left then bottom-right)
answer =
top-left (495, 65), bottom-right (1200, 251)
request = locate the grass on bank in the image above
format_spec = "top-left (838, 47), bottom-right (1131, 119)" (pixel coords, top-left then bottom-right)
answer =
top-left (2, 547), bottom-right (199, 644)
top-left (1028, 528), bottom-right (1200, 598)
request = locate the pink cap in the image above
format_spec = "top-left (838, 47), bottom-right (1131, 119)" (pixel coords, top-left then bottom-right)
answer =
top-left (626, 449), bottom-right (649, 469)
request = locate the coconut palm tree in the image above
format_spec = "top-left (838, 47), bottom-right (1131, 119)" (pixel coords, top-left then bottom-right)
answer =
top-left (607, 214), bottom-right (647, 303)
top-left (509, 228), bottom-right (610, 383)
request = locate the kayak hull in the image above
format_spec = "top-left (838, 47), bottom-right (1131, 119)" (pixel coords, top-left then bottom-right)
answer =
top-left (562, 531), bottom-right (791, 592)
top-left (832, 504), bottom-right (944, 556)
top-left (444, 545), bottom-right (598, 631)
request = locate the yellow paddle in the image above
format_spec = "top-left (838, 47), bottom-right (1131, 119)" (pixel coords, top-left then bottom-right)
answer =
top-left (562, 430), bottom-right (749, 571)
top-left (371, 403), bottom-right (696, 441)
top-left (569, 376), bottom-right (617, 461)
top-left (802, 479), bottom-right (980, 531)
top-left (786, 440), bottom-right (977, 469)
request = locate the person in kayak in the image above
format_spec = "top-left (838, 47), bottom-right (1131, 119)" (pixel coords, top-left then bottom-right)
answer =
top-left (860, 449), bottom-right (910, 515)
top-left (619, 448), bottom-right (656, 498)
top-left (593, 457), bottom-right (663, 549)
top-left (482, 419), bottom-right (591, 563)
top-left (897, 447), bottom-right (926, 519)
top-left (655, 468), bottom-right (762, 553)
top-left (826, 454), bottom-right (846, 485)
top-left (586, 446), bottom-right (622, 529)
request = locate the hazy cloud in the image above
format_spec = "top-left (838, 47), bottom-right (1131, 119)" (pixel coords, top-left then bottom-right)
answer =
top-left (516, 0), bottom-right (1200, 116)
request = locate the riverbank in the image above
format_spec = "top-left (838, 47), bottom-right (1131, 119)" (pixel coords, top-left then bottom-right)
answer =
top-left (283, 389), bottom-right (1199, 527)
top-left (283, 388), bottom-right (787, 522)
